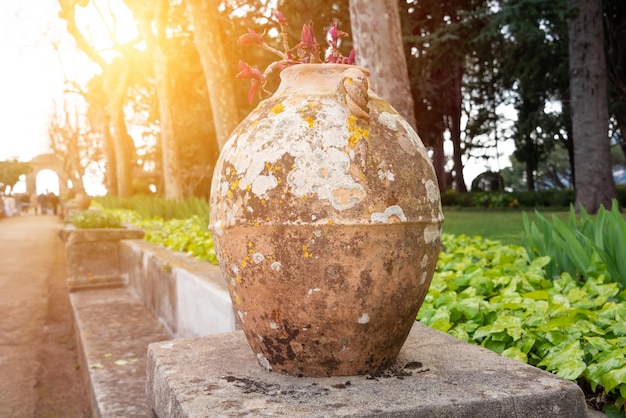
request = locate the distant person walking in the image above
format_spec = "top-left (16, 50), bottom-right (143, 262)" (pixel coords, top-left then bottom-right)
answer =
top-left (30, 193), bottom-right (38, 215)
top-left (47, 192), bottom-right (59, 215)
top-left (37, 193), bottom-right (47, 215)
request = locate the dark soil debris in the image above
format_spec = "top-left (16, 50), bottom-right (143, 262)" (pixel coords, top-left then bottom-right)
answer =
top-left (366, 361), bottom-right (429, 381)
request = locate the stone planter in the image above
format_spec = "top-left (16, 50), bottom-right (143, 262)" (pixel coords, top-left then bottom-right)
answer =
top-left (209, 64), bottom-right (443, 377)
top-left (59, 225), bottom-right (145, 291)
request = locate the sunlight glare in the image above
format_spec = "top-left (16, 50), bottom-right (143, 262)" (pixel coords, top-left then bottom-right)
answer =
top-left (36, 169), bottom-right (60, 196)
top-left (11, 175), bottom-right (27, 194)
top-left (84, 162), bottom-right (107, 196)
top-left (74, 0), bottom-right (139, 63)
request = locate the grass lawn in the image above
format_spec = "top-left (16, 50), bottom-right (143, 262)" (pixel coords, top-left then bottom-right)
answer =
top-left (441, 209), bottom-right (570, 246)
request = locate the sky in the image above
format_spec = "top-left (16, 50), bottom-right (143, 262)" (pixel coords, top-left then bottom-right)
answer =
top-left (0, 1), bottom-right (69, 162)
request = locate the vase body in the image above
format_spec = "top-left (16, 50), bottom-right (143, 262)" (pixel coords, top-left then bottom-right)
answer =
top-left (209, 64), bottom-right (443, 377)
top-left (75, 192), bottom-right (91, 210)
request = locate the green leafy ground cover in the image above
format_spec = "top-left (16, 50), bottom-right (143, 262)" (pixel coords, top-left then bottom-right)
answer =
top-left (421, 233), bottom-right (626, 414)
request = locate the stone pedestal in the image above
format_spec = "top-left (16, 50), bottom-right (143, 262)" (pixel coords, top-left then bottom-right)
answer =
top-left (147, 322), bottom-right (587, 417)
top-left (59, 225), bottom-right (144, 291)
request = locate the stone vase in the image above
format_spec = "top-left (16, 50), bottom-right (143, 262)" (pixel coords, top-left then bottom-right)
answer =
top-left (209, 64), bottom-right (443, 377)
top-left (74, 192), bottom-right (91, 210)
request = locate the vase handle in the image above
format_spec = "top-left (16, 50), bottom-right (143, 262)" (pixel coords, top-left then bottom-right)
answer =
top-left (339, 68), bottom-right (370, 121)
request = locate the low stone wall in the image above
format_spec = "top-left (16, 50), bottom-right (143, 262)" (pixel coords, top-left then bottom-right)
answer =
top-left (59, 225), bottom-right (145, 291)
top-left (120, 240), bottom-right (240, 338)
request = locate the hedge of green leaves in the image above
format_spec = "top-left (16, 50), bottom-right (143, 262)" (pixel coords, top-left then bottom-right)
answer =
top-left (106, 208), bottom-right (218, 264)
top-left (419, 233), bottom-right (626, 414)
top-left (440, 186), bottom-right (626, 209)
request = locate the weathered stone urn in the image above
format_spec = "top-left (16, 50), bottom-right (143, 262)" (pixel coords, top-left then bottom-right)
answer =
top-left (74, 191), bottom-right (92, 210)
top-left (209, 64), bottom-right (443, 377)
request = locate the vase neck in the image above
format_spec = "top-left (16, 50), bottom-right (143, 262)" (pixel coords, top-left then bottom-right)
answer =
top-left (275, 64), bottom-right (370, 95)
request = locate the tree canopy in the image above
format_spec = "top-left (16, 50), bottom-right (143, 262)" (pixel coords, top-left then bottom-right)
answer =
top-left (50, 0), bottom-right (623, 212)
top-left (0, 160), bottom-right (32, 194)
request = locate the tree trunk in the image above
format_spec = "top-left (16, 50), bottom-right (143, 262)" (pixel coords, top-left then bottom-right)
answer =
top-left (526, 162), bottom-right (536, 192)
top-left (102, 113), bottom-right (118, 196)
top-left (568, 0), bottom-right (616, 213)
top-left (153, 47), bottom-right (184, 199)
top-left (431, 131), bottom-right (446, 192)
top-left (185, 0), bottom-right (240, 149)
top-left (91, 100), bottom-right (117, 195)
top-left (122, 0), bottom-right (186, 199)
top-left (109, 100), bottom-right (134, 198)
top-left (565, 126), bottom-right (576, 189)
top-left (449, 61), bottom-right (467, 193)
top-left (348, 0), bottom-right (417, 130)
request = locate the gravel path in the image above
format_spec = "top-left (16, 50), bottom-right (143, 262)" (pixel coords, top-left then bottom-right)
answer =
top-left (0, 214), bottom-right (90, 417)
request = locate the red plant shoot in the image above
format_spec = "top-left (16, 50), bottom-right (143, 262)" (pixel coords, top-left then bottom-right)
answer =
top-left (237, 11), bottom-right (356, 104)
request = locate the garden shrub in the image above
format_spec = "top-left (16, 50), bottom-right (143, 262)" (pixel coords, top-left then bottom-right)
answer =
top-left (440, 190), bottom-right (473, 207)
top-left (440, 190), bottom-right (576, 209)
top-left (509, 189), bottom-right (576, 208)
top-left (471, 192), bottom-right (518, 209)
top-left (507, 191), bottom-right (540, 208)
top-left (95, 195), bottom-right (211, 221)
top-left (69, 210), bottom-right (123, 229)
top-left (470, 170), bottom-right (504, 192)
top-left (523, 200), bottom-right (626, 287)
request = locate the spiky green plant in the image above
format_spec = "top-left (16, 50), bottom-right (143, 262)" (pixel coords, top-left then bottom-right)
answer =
top-left (523, 200), bottom-right (626, 287)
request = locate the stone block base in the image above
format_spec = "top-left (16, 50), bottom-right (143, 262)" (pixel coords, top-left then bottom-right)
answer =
top-left (147, 322), bottom-right (587, 417)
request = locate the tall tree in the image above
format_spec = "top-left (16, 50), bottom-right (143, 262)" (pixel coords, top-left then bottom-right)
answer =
top-left (493, 0), bottom-right (573, 192)
top-left (400, 0), bottom-right (493, 193)
top-left (58, 0), bottom-right (137, 197)
top-left (185, 0), bottom-right (240, 149)
top-left (604, 0), bottom-right (626, 158)
top-left (123, 0), bottom-right (186, 198)
top-left (399, 3), bottom-right (447, 191)
top-left (568, 0), bottom-right (616, 212)
top-left (48, 98), bottom-right (96, 192)
top-left (83, 75), bottom-right (118, 195)
top-left (349, 0), bottom-right (416, 129)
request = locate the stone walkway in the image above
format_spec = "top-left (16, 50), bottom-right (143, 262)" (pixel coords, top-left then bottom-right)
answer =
top-left (0, 214), bottom-right (89, 417)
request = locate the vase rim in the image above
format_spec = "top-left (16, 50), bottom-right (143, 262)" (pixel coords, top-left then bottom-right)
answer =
top-left (280, 63), bottom-right (370, 76)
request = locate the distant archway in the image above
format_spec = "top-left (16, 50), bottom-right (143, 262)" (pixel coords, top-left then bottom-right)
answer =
top-left (36, 169), bottom-right (60, 195)
top-left (25, 154), bottom-right (68, 197)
